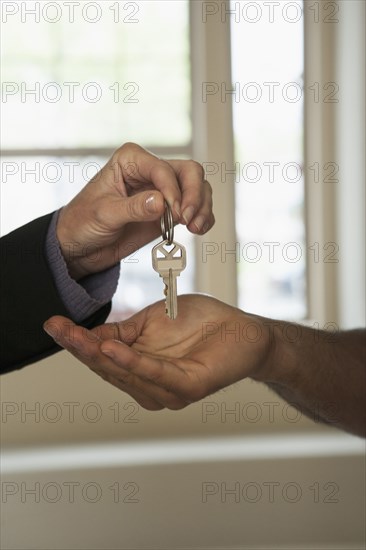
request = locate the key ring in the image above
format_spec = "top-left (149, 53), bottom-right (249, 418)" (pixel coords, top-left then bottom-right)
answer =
top-left (160, 201), bottom-right (174, 245)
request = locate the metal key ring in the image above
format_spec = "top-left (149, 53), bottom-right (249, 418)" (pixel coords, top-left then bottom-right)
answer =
top-left (160, 201), bottom-right (174, 245)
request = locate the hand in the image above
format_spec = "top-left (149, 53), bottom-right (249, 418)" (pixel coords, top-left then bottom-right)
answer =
top-left (44, 295), bottom-right (273, 410)
top-left (57, 143), bottom-right (214, 279)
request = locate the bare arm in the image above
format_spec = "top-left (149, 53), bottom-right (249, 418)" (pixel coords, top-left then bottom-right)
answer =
top-left (44, 295), bottom-right (366, 437)
top-left (255, 323), bottom-right (366, 437)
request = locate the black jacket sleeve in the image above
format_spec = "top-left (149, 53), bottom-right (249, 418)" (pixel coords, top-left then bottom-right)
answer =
top-left (0, 213), bottom-right (111, 374)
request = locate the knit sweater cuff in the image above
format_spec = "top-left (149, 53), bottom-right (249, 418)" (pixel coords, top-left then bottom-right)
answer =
top-left (45, 210), bottom-right (120, 323)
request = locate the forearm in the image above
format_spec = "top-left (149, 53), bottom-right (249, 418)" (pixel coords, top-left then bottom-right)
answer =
top-left (253, 322), bottom-right (366, 437)
top-left (0, 213), bottom-right (113, 373)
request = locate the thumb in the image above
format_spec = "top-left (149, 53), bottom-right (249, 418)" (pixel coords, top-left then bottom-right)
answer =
top-left (120, 190), bottom-right (165, 223)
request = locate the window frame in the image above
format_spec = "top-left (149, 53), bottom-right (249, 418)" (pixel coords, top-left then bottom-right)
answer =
top-left (190, 0), bottom-right (238, 306)
top-left (2, 0), bottom-right (365, 328)
top-left (191, 0), bottom-right (365, 328)
top-left (304, 0), bottom-right (365, 328)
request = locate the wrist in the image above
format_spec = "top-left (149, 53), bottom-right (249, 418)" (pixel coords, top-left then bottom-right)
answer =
top-left (56, 210), bottom-right (89, 280)
top-left (249, 317), bottom-right (294, 385)
top-left (60, 250), bottom-right (89, 281)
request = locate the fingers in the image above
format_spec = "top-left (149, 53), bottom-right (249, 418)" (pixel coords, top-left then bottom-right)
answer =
top-left (100, 339), bottom-right (203, 407)
top-left (43, 316), bottom-right (103, 366)
top-left (43, 317), bottom-right (163, 409)
top-left (189, 179), bottom-right (215, 235)
top-left (90, 321), bottom-right (138, 345)
top-left (166, 160), bottom-right (214, 234)
top-left (99, 373), bottom-right (165, 411)
top-left (43, 316), bottom-right (189, 410)
top-left (88, 310), bottom-right (147, 345)
top-left (43, 316), bottom-right (82, 345)
top-left (43, 315), bottom-right (146, 358)
top-left (113, 143), bottom-right (182, 220)
top-left (104, 190), bottom-right (166, 228)
top-left (113, 144), bottom-right (215, 233)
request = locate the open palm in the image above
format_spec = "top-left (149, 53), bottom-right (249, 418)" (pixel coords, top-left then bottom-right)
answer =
top-left (45, 295), bottom-right (269, 410)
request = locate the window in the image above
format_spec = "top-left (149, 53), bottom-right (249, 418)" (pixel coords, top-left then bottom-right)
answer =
top-left (231, 0), bottom-right (306, 320)
top-left (1, 0), bottom-right (194, 317)
top-left (2, 0), bottom-right (364, 450)
top-left (2, 1), bottom-right (191, 149)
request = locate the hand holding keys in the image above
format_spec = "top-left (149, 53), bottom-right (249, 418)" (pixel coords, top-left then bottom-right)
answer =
top-left (152, 203), bottom-right (186, 319)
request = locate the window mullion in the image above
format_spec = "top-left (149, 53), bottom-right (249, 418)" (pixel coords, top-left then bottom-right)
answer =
top-left (304, 7), bottom-right (338, 325)
top-left (189, 0), bottom-right (237, 306)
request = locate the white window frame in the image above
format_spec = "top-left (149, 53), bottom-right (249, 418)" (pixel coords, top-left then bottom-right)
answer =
top-left (2, 2), bottom-right (364, 328)
top-left (190, 0), bottom-right (238, 307)
top-left (304, 0), bottom-right (365, 328)
top-left (191, 0), bottom-right (365, 328)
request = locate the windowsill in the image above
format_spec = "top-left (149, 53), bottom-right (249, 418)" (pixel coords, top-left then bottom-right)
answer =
top-left (2, 432), bottom-right (364, 474)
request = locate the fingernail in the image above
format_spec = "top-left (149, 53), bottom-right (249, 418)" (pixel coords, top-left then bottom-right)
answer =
top-left (202, 221), bottom-right (210, 233)
top-left (193, 215), bottom-right (205, 232)
top-left (145, 194), bottom-right (157, 214)
top-left (182, 206), bottom-right (195, 225)
top-left (173, 200), bottom-right (181, 217)
top-left (101, 349), bottom-right (115, 359)
top-left (43, 323), bottom-right (57, 339)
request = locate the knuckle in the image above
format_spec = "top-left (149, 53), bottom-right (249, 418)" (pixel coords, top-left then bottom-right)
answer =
top-left (116, 371), bottom-right (132, 385)
top-left (151, 161), bottom-right (175, 180)
top-left (120, 141), bottom-right (138, 152)
top-left (112, 142), bottom-right (138, 162)
top-left (188, 160), bottom-right (205, 178)
top-left (125, 199), bottom-right (141, 220)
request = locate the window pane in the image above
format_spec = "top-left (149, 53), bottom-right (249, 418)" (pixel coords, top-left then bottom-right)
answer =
top-left (1, 1), bottom-right (191, 149)
top-left (231, 0), bottom-right (306, 320)
top-left (1, 1), bottom-right (194, 317)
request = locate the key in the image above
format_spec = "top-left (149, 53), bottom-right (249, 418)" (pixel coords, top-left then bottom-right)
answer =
top-left (152, 239), bottom-right (186, 319)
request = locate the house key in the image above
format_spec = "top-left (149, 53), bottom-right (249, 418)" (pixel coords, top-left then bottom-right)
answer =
top-left (151, 202), bottom-right (186, 319)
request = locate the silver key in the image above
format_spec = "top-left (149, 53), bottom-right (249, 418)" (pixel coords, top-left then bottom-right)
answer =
top-left (152, 239), bottom-right (186, 319)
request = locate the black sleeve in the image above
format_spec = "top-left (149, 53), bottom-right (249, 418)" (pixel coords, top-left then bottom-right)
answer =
top-left (0, 213), bottom-right (111, 374)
